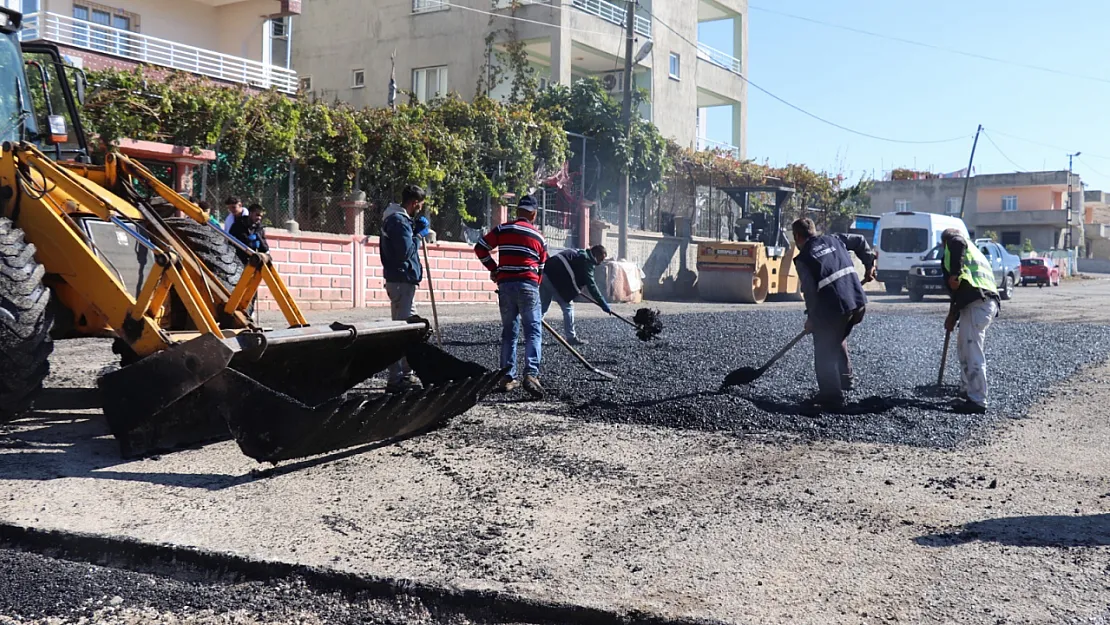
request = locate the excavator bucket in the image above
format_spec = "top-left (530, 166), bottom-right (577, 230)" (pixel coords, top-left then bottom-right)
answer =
top-left (98, 318), bottom-right (501, 462)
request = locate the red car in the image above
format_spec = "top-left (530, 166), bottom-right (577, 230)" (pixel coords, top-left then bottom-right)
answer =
top-left (1020, 257), bottom-right (1060, 287)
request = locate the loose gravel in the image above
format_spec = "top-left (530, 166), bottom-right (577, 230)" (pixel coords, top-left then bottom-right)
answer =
top-left (452, 310), bottom-right (1110, 448)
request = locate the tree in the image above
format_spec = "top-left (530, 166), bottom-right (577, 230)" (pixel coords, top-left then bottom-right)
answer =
top-left (982, 230), bottom-right (999, 243)
top-left (1022, 238), bottom-right (1035, 253)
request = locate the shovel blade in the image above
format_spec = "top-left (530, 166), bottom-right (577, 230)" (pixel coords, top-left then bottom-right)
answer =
top-left (721, 366), bottom-right (762, 389)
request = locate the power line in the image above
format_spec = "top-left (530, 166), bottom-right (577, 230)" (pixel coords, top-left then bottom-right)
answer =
top-left (982, 131), bottom-right (1027, 172)
top-left (985, 129), bottom-right (1110, 163)
top-left (645, 9), bottom-right (972, 145)
top-left (749, 4), bottom-right (1110, 86)
top-left (1076, 156), bottom-right (1110, 179)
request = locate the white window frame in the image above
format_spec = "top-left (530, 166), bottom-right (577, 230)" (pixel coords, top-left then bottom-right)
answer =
top-left (669, 52), bottom-right (681, 80)
top-left (298, 76), bottom-right (312, 93)
top-left (895, 199), bottom-right (911, 211)
top-left (412, 65), bottom-right (448, 102)
top-left (945, 196), bottom-right (961, 215)
top-left (413, 0), bottom-right (448, 13)
top-left (1002, 195), bottom-right (1018, 212)
top-left (351, 69), bottom-right (365, 89)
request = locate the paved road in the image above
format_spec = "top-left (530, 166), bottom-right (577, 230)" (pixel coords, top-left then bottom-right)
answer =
top-left (2, 278), bottom-right (1109, 624)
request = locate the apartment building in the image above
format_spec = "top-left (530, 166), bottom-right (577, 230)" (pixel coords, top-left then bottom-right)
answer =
top-left (869, 171), bottom-right (1085, 251)
top-left (5, 0), bottom-right (301, 93)
top-left (292, 0), bottom-right (747, 156)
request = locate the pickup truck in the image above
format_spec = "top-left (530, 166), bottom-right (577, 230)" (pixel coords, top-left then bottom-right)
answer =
top-left (906, 240), bottom-right (1021, 301)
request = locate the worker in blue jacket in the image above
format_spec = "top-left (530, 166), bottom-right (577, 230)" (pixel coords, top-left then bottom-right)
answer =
top-left (380, 184), bottom-right (432, 392)
top-left (541, 245), bottom-right (610, 345)
top-left (792, 218), bottom-right (876, 407)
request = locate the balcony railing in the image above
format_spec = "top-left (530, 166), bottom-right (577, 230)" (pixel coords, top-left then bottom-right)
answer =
top-left (571, 0), bottom-right (652, 39)
top-left (20, 12), bottom-right (297, 94)
top-left (696, 42), bottom-right (741, 75)
top-left (697, 137), bottom-right (741, 159)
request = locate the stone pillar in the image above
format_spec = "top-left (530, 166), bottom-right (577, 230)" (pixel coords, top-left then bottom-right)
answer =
top-left (340, 194), bottom-right (368, 235)
top-left (578, 199), bottom-right (592, 248)
top-left (590, 219), bottom-right (609, 252)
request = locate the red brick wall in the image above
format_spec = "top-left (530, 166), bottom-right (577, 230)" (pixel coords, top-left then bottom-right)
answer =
top-left (256, 229), bottom-right (497, 311)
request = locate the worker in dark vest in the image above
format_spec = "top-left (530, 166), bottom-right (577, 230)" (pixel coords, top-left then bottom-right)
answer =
top-left (541, 245), bottom-right (610, 345)
top-left (941, 228), bottom-right (1000, 415)
top-left (791, 218), bottom-right (877, 406)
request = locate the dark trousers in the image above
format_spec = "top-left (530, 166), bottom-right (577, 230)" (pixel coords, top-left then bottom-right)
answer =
top-left (812, 306), bottom-right (866, 399)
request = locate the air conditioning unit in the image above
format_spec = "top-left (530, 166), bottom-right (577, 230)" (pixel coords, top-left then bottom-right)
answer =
top-left (601, 71), bottom-right (624, 94)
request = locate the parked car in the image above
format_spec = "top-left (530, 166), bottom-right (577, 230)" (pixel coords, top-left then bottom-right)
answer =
top-left (906, 240), bottom-right (1021, 301)
top-left (875, 211), bottom-right (970, 294)
top-left (1020, 256), bottom-right (1061, 287)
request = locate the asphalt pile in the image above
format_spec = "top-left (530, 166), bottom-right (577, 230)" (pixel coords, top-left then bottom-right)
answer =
top-left (632, 308), bottom-right (664, 341)
top-left (0, 548), bottom-right (532, 625)
top-left (446, 310), bottom-right (1110, 448)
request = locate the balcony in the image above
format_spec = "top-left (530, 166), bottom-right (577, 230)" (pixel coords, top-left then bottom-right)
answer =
top-left (570, 0), bottom-right (652, 39)
top-left (20, 12), bottom-right (297, 94)
top-left (696, 41), bottom-right (741, 75)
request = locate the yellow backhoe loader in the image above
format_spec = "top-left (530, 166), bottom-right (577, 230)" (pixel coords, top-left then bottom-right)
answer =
top-left (0, 8), bottom-right (500, 463)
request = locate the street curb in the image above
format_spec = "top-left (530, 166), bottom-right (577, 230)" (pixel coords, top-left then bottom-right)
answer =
top-left (0, 521), bottom-right (729, 625)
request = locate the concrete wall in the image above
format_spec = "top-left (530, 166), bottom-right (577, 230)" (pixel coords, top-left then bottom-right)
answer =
top-left (292, 0), bottom-right (492, 108)
top-left (977, 187), bottom-right (1060, 213)
top-left (592, 227), bottom-right (699, 299)
top-left (1078, 258), bottom-right (1110, 274)
top-left (868, 177), bottom-right (972, 218)
top-left (256, 229), bottom-right (497, 311)
top-left (37, 0), bottom-right (276, 61)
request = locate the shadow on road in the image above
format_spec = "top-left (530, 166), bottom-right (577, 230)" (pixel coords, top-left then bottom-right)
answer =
top-left (916, 514), bottom-right (1110, 547)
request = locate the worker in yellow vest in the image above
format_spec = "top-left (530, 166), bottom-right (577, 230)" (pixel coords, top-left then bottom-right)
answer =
top-left (941, 229), bottom-right (1001, 414)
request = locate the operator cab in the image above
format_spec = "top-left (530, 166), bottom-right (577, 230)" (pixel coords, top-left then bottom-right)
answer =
top-left (0, 7), bottom-right (89, 161)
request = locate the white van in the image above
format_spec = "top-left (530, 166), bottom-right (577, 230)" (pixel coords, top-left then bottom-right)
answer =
top-left (875, 211), bottom-right (970, 294)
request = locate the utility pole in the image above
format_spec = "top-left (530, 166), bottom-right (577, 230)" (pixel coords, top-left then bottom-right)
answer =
top-left (617, 0), bottom-right (635, 260)
top-left (957, 125), bottom-right (982, 222)
top-left (1067, 151), bottom-right (1080, 249)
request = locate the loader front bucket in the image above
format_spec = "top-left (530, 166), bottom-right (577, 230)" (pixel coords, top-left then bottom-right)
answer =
top-left (98, 319), bottom-right (500, 461)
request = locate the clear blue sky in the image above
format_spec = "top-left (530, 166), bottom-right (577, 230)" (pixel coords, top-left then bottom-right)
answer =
top-left (697, 0), bottom-right (1110, 192)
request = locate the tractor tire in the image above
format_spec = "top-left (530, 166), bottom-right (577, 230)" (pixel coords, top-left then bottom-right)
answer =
top-left (0, 218), bottom-right (53, 423)
top-left (162, 217), bottom-right (252, 327)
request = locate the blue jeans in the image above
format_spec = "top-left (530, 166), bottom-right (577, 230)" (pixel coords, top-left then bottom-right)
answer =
top-left (498, 281), bottom-right (542, 379)
top-left (540, 278), bottom-right (577, 340)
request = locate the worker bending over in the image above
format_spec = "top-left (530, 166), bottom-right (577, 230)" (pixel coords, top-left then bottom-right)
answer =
top-left (541, 245), bottom-right (610, 345)
top-left (791, 218), bottom-right (876, 407)
top-left (475, 195), bottom-right (549, 399)
top-left (941, 229), bottom-right (1000, 414)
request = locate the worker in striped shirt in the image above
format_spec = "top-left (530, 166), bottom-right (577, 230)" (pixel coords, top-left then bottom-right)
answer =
top-left (475, 195), bottom-right (549, 399)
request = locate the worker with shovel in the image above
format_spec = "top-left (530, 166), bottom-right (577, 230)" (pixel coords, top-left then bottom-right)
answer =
top-left (380, 184), bottom-right (432, 393)
top-left (941, 228), bottom-right (1000, 415)
top-left (475, 195), bottom-right (549, 399)
top-left (792, 218), bottom-right (876, 407)
top-left (541, 245), bottom-right (610, 345)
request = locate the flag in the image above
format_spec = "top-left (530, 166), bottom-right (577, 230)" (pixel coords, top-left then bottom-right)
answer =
top-left (388, 49), bottom-right (397, 109)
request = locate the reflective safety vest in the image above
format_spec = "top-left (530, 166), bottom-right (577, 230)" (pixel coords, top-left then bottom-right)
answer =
top-left (944, 243), bottom-right (997, 294)
top-left (794, 234), bottom-right (867, 318)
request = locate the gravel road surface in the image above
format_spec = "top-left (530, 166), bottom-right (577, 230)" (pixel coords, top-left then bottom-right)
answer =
top-left (2, 278), bottom-right (1109, 624)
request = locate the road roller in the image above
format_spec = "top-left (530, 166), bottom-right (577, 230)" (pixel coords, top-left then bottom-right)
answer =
top-left (695, 185), bottom-right (801, 304)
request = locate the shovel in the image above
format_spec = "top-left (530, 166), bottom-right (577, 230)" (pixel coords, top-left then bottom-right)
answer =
top-left (578, 292), bottom-right (662, 340)
top-left (542, 319), bottom-right (617, 380)
top-left (720, 330), bottom-right (809, 390)
top-left (937, 329), bottom-right (952, 386)
top-left (420, 236), bottom-right (443, 347)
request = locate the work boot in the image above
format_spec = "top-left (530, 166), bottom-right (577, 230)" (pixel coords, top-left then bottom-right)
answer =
top-left (568, 336), bottom-right (589, 346)
top-left (497, 376), bottom-right (519, 393)
top-left (807, 393), bottom-right (844, 409)
top-left (952, 399), bottom-right (987, 415)
top-left (523, 375), bottom-right (545, 400)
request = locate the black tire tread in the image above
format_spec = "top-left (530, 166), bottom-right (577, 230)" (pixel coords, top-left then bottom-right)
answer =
top-left (0, 218), bottom-right (53, 422)
top-left (161, 217), bottom-right (251, 324)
